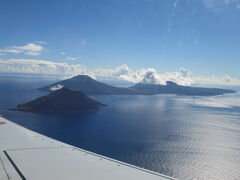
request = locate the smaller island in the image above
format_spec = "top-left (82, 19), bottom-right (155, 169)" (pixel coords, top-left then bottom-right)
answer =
top-left (17, 87), bottom-right (105, 113)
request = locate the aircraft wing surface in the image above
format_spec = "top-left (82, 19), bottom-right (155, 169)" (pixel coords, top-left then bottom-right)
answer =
top-left (0, 116), bottom-right (175, 180)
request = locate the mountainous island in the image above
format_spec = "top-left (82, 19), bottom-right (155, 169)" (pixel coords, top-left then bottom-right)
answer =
top-left (17, 87), bottom-right (104, 113)
top-left (130, 81), bottom-right (236, 96)
top-left (39, 75), bottom-right (236, 96)
top-left (39, 75), bottom-right (140, 95)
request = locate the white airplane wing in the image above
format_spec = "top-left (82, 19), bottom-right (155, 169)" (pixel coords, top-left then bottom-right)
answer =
top-left (0, 116), bottom-right (175, 180)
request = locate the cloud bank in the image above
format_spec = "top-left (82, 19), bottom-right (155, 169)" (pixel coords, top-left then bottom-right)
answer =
top-left (0, 43), bottom-right (44, 56)
top-left (0, 59), bottom-right (94, 77)
top-left (0, 59), bottom-right (240, 86)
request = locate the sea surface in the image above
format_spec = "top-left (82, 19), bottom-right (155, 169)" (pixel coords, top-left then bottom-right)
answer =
top-left (0, 76), bottom-right (240, 180)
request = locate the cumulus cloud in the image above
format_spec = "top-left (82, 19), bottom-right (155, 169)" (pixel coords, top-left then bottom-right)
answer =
top-left (0, 59), bottom-right (240, 86)
top-left (142, 69), bottom-right (161, 84)
top-left (90, 64), bottom-right (240, 86)
top-left (104, 66), bottom-right (193, 86)
top-left (0, 43), bottom-right (44, 56)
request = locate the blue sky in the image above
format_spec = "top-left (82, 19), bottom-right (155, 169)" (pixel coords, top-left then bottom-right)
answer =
top-left (0, 0), bottom-right (240, 85)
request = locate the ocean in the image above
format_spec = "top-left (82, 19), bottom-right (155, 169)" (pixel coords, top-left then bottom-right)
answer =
top-left (0, 75), bottom-right (240, 180)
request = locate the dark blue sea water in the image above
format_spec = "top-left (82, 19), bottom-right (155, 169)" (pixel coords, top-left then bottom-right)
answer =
top-left (1, 76), bottom-right (240, 180)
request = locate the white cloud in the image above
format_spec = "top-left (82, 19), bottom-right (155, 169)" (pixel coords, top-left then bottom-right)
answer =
top-left (50, 84), bottom-right (64, 91)
top-left (0, 59), bottom-right (240, 86)
top-left (142, 69), bottom-right (162, 84)
top-left (16, 43), bottom-right (43, 52)
top-left (61, 52), bottom-right (81, 61)
top-left (0, 43), bottom-right (44, 56)
top-left (90, 64), bottom-right (240, 86)
top-left (0, 59), bottom-right (94, 78)
top-left (0, 49), bottom-right (22, 54)
top-left (66, 56), bottom-right (81, 61)
top-left (99, 65), bottom-right (193, 86)
top-left (24, 51), bottom-right (41, 56)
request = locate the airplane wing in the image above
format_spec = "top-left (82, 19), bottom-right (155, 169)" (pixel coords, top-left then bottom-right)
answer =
top-left (0, 116), bottom-right (175, 180)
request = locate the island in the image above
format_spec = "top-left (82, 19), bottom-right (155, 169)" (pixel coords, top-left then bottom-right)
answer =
top-left (39, 75), bottom-right (236, 96)
top-left (17, 87), bottom-right (105, 113)
top-left (130, 81), bottom-right (236, 96)
top-left (39, 75), bottom-right (140, 95)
